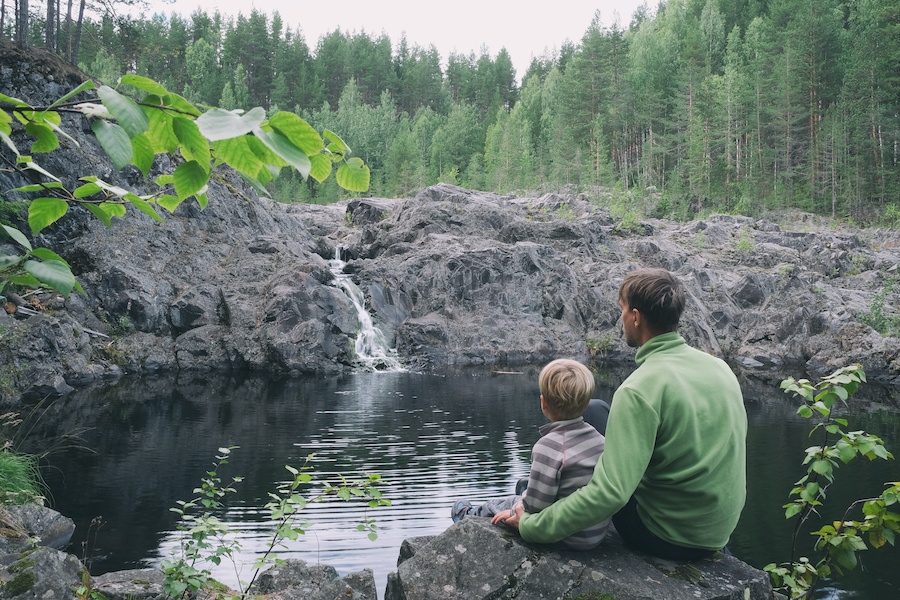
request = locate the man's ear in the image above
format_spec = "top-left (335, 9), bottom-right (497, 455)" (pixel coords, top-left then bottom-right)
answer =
top-left (631, 307), bottom-right (642, 329)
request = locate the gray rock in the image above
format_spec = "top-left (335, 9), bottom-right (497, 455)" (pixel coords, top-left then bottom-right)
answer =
top-left (3, 47), bottom-right (900, 402)
top-left (0, 546), bottom-right (82, 599)
top-left (0, 505), bottom-right (75, 553)
top-left (250, 559), bottom-right (377, 600)
top-left (90, 569), bottom-right (166, 600)
top-left (385, 518), bottom-right (773, 600)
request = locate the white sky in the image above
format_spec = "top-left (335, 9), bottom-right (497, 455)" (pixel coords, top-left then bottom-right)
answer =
top-left (140, 1), bottom-right (650, 79)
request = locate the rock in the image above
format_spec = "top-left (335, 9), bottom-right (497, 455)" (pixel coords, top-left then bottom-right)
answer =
top-left (250, 559), bottom-right (377, 599)
top-left (385, 518), bottom-right (773, 600)
top-left (90, 569), bottom-right (166, 600)
top-left (0, 505), bottom-right (75, 553)
top-left (3, 44), bottom-right (900, 402)
top-left (0, 546), bottom-right (83, 599)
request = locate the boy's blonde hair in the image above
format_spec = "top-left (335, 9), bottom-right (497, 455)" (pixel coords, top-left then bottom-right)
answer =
top-left (538, 359), bottom-right (595, 420)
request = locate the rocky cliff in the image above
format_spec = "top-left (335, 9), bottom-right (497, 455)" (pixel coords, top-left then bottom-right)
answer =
top-left (2, 44), bottom-right (900, 402)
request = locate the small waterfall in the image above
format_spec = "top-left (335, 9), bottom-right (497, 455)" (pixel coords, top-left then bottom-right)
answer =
top-left (328, 248), bottom-right (405, 372)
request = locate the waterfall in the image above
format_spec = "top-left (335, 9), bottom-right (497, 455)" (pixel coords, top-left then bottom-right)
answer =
top-left (328, 248), bottom-right (405, 372)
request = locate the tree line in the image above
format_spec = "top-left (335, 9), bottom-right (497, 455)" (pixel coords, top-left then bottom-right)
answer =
top-left (4, 0), bottom-right (900, 221)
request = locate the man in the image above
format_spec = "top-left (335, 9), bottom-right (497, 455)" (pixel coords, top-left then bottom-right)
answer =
top-left (502, 268), bottom-right (747, 560)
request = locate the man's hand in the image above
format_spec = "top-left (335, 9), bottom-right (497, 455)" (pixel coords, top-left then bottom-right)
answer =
top-left (491, 499), bottom-right (525, 529)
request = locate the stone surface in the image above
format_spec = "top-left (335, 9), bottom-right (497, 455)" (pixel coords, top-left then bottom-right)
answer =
top-left (0, 505), bottom-right (75, 554)
top-left (385, 518), bottom-right (773, 600)
top-left (2, 43), bottom-right (900, 404)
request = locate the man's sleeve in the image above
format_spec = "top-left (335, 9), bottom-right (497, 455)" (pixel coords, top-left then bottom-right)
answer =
top-left (518, 389), bottom-right (658, 544)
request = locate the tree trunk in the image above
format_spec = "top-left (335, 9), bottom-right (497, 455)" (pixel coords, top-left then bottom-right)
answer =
top-left (45, 0), bottom-right (54, 52)
top-left (72, 0), bottom-right (85, 65)
top-left (64, 0), bottom-right (73, 62)
top-left (16, 0), bottom-right (28, 48)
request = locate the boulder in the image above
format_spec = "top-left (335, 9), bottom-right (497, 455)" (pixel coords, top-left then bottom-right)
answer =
top-left (0, 505), bottom-right (75, 554)
top-left (385, 518), bottom-right (773, 600)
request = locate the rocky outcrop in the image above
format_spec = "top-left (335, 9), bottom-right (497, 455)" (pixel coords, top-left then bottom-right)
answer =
top-left (0, 507), bottom-right (771, 600)
top-left (385, 518), bottom-right (772, 600)
top-left (2, 44), bottom-right (900, 403)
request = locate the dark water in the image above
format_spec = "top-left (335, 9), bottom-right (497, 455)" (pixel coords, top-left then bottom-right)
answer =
top-left (31, 366), bottom-right (900, 598)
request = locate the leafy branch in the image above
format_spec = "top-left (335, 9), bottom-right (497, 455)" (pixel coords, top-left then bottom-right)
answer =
top-left (764, 364), bottom-right (900, 598)
top-left (1, 75), bottom-right (370, 298)
top-left (162, 447), bottom-right (390, 600)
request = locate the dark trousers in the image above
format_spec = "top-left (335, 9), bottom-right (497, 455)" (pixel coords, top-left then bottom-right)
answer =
top-left (612, 496), bottom-right (717, 561)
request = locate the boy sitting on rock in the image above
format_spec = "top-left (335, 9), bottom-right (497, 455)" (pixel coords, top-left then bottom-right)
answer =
top-left (450, 358), bottom-right (609, 550)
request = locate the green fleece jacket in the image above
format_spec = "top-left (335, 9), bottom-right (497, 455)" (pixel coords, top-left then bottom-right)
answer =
top-left (519, 333), bottom-right (747, 550)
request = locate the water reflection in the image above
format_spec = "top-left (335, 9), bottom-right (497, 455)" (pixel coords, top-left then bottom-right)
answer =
top-left (30, 367), bottom-right (899, 599)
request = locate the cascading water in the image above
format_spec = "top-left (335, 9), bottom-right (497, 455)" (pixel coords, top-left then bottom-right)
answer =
top-left (328, 248), bottom-right (405, 372)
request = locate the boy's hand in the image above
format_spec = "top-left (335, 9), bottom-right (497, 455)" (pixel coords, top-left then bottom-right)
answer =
top-left (491, 499), bottom-right (525, 529)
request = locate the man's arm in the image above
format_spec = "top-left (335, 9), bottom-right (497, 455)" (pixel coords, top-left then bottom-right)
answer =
top-left (515, 390), bottom-right (659, 544)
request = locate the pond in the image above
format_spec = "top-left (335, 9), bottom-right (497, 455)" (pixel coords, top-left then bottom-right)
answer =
top-left (31, 365), bottom-right (900, 599)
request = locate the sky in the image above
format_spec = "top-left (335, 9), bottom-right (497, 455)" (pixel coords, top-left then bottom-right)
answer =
top-left (139, 0), bottom-right (650, 79)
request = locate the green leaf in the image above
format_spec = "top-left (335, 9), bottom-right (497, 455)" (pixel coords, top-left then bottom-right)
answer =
top-left (97, 85), bottom-right (149, 138)
top-left (12, 182), bottom-right (63, 193)
top-left (213, 136), bottom-right (265, 179)
top-left (0, 225), bottom-right (32, 252)
top-left (253, 128), bottom-right (312, 178)
top-left (73, 182), bottom-right (102, 198)
top-left (23, 259), bottom-right (76, 296)
top-left (144, 106), bottom-right (179, 153)
top-left (8, 273), bottom-right (41, 287)
top-left (156, 194), bottom-right (185, 213)
top-left (196, 107), bottom-right (266, 141)
top-left (80, 201), bottom-right (126, 227)
top-left (47, 80), bottom-right (95, 109)
top-left (28, 197), bottom-right (69, 234)
top-left (31, 247), bottom-right (68, 263)
top-left (785, 503), bottom-right (803, 519)
top-left (323, 129), bottom-right (351, 157)
top-left (119, 74), bottom-right (169, 96)
top-left (173, 117), bottom-right (211, 171)
top-left (0, 255), bottom-right (21, 270)
top-left (336, 158), bottom-right (370, 192)
top-left (173, 161), bottom-right (209, 200)
top-left (130, 132), bottom-right (156, 175)
top-left (25, 121), bottom-right (59, 153)
top-left (92, 119), bottom-right (133, 170)
top-left (309, 153), bottom-right (332, 183)
top-left (268, 112), bottom-right (324, 155)
top-left (0, 110), bottom-right (11, 136)
top-left (125, 193), bottom-right (164, 223)
top-left (0, 92), bottom-right (29, 107)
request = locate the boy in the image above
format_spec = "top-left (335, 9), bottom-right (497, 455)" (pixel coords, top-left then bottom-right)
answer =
top-left (450, 358), bottom-right (608, 550)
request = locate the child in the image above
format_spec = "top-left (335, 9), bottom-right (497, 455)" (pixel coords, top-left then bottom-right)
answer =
top-left (450, 359), bottom-right (609, 550)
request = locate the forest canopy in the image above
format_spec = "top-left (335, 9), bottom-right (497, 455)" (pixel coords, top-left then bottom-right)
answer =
top-left (4, 0), bottom-right (900, 222)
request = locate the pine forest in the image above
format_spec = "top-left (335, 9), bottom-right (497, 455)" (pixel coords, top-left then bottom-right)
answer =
top-left (4, 0), bottom-right (900, 223)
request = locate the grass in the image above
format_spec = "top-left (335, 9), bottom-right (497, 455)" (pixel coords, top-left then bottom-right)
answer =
top-left (0, 450), bottom-right (43, 505)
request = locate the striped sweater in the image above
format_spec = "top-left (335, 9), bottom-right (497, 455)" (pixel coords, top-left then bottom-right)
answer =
top-left (522, 417), bottom-right (608, 550)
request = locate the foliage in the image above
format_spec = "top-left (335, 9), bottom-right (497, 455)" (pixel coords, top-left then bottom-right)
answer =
top-left (0, 448), bottom-right (42, 505)
top-left (859, 276), bottom-right (900, 336)
top-left (764, 364), bottom-right (900, 599)
top-left (0, 409), bottom-right (46, 506)
top-left (162, 446), bottom-right (390, 599)
top-left (1, 75), bottom-right (369, 297)
top-left (585, 333), bottom-right (616, 361)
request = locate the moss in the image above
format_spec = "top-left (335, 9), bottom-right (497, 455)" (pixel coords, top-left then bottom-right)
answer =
top-left (8, 557), bottom-right (35, 574)
top-left (3, 570), bottom-right (35, 595)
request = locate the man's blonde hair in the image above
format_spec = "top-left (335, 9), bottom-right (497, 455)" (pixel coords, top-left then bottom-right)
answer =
top-left (538, 359), bottom-right (595, 420)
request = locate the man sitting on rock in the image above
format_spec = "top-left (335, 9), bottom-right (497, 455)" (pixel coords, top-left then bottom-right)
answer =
top-left (451, 358), bottom-right (609, 550)
top-left (503, 268), bottom-right (748, 561)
